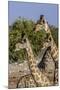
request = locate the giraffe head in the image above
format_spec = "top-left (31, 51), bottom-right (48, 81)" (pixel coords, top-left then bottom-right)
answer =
top-left (35, 15), bottom-right (48, 32)
top-left (39, 15), bottom-right (45, 24)
top-left (15, 33), bottom-right (27, 51)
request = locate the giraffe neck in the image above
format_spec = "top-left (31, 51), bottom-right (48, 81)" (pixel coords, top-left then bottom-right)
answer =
top-left (50, 38), bottom-right (58, 62)
top-left (25, 38), bottom-right (51, 86)
top-left (44, 21), bottom-right (58, 62)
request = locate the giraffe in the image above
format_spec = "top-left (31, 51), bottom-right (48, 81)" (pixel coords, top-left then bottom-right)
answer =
top-left (35, 15), bottom-right (58, 85)
top-left (15, 37), bottom-right (53, 88)
top-left (38, 46), bottom-right (55, 85)
top-left (43, 16), bottom-right (58, 58)
top-left (43, 16), bottom-right (58, 85)
top-left (36, 15), bottom-right (58, 62)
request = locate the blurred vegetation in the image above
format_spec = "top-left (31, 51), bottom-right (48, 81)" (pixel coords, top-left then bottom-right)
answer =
top-left (9, 18), bottom-right (58, 63)
top-left (49, 25), bottom-right (58, 47)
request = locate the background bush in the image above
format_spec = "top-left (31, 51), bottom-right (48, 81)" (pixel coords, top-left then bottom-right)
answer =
top-left (9, 18), bottom-right (58, 63)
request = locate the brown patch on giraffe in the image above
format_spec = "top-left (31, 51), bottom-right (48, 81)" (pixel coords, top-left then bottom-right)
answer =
top-left (30, 80), bottom-right (34, 84)
top-left (54, 54), bottom-right (58, 60)
top-left (53, 51), bottom-right (58, 57)
top-left (51, 46), bottom-right (56, 53)
top-left (51, 50), bottom-right (55, 55)
top-left (33, 61), bottom-right (36, 64)
top-left (29, 60), bottom-right (36, 65)
top-left (33, 73), bottom-right (40, 81)
top-left (30, 65), bottom-right (36, 70)
top-left (29, 60), bottom-right (33, 64)
top-left (31, 67), bottom-right (36, 73)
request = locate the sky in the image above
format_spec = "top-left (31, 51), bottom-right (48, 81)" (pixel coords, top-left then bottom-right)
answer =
top-left (8, 1), bottom-right (58, 27)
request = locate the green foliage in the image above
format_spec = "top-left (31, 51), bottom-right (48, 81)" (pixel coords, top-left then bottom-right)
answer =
top-left (9, 18), bottom-right (35, 63)
top-left (28, 30), bottom-right (47, 56)
top-left (9, 18), bottom-right (58, 63)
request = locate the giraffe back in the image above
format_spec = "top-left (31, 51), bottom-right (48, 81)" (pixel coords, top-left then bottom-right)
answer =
top-left (17, 74), bottom-right (36, 88)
